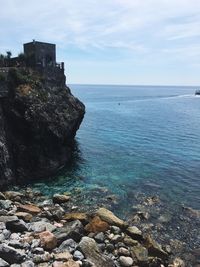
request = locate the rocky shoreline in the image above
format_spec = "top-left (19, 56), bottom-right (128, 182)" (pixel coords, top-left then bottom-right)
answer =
top-left (0, 188), bottom-right (190, 267)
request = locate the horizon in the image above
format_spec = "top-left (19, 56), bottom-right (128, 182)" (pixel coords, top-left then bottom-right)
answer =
top-left (69, 83), bottom-right (198, 88)
top-left (1, 0), bottom-right (200, 86)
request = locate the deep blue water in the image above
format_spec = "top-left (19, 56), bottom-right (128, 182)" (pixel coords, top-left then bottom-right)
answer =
top-left (32, 85), bottom-right (200, 215)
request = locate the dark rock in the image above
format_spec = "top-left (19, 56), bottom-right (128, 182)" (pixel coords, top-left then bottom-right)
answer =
top-left (94, 232), bottom-right (105, 243)
top-left (0, 244), bottom-right (25, 264)
top-left (6, 219), bottom-right (28, 232)
top-left (0, 68), bottom-right (85, 188)
top-left (106, 243), bottom-right (115, 253)
top-left (79, 236), bottom-right (115, 267)
top-left (58, 238), bottom-right (77, 253)
top-left (8, 240), bottom-right (24, 249)
top-left (0, 193), bottom-right (6, 200)
top-left (54, 220), bottom-right (84, 244)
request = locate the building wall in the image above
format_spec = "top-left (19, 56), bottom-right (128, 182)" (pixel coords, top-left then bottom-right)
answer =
top-left (24, 41), bottom-right (56, 67)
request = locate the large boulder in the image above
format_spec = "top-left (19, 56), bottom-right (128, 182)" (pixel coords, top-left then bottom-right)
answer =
top-left (79, 237), bottom-right (115, 267)
top-left (96, 208), bottom-right (127, 228)
top-left (0, 68), bottom-right (85, 187)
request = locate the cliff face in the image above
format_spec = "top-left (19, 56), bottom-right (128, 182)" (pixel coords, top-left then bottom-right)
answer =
top-left (0, 68), bottom-right (85, 188)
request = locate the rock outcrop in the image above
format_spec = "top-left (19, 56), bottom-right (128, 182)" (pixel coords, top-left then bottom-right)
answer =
top-left (0, 68), bottom-right (85, 187)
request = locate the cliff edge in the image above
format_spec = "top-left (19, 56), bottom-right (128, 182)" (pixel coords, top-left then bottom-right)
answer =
top-left (0, 68), bottom-right (85, 188)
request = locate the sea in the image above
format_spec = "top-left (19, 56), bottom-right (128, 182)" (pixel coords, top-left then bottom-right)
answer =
top-left (31, 85), bottom-right (200, 256)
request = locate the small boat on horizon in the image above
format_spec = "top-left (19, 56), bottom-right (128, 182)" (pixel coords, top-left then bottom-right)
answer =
top-left (195, 90), bottom-right (200, 95)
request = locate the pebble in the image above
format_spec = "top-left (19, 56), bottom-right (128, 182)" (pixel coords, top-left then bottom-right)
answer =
top-left (73, 250), bottom-right (84, 261)
top-left (119, 256), bottom-right (133, 267)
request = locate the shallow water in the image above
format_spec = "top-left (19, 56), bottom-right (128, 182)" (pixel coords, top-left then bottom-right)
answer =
top-left (32, 85), bottom-right (200, 214)
top-left (22, 85), bottom-right (200, 264)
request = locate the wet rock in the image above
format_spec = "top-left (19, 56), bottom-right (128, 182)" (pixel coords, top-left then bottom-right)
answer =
top-left (85, 216), bottom-right (109, 233)
top-left (158, 214), bottom-right (172, 223)
top-left (59, 239), bottom-right (77, 253)
top-left (144, 196), bottom-right (160, 205)
top-left (17, 204), bottom-right (41, 215)
top-left (183, 206), bottom-right (200, 219)
top-left (53, 194), bottom-right (71, 204)
top-left (144, 235), bottom-right (168, 260)
top-left (119, 256), bottom-right (133, 267)
top-left (0, 244), bottom-right (25, 264)
top-left (63, 212), bottom-right (88, 223)
top-left (6, 219), bottom-right (28, 232)
top-left (131, 244), bottom-right (148, 263)
top-left (15, 212), bottom-right (33, 222)
top-left (79, 236), bottom-right (115, 267)
top-left (73, 250), bottom-right (84, 261)
top-left (126, 226), bottom-right (142, 240)
top-left (39, 231), bottom-right (57, 250)
top-left (96, 208), bottom-right (127, 228)
top-left (54, 220), bottom-right (84, 244)
top-left (0, 258), bottom-right (9, 267)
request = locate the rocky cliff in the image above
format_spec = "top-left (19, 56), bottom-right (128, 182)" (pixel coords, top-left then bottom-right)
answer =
top-left (0, 68), bottom-right (85, 188)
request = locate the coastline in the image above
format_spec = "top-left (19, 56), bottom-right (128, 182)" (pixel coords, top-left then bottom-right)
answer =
top-left (0, 187), bottom-right (199, 266)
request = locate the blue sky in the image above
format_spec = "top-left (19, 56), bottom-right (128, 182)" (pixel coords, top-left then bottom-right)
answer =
top-left (1, 0), bottom-right (200, 85)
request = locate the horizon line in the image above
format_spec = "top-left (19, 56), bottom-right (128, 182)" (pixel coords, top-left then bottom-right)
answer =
top-left (68, 83), bottom-right (198, 88)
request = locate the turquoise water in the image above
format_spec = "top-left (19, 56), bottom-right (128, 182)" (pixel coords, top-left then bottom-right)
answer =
top-left (32, 85), bottom-right (200, 214)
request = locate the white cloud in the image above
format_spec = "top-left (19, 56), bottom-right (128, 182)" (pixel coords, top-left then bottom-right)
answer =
top-left (0, 0), bottom-right (200, 84)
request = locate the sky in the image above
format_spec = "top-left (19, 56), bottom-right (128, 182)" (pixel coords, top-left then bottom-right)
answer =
top-left (0, 0), bottom-right (200, 85)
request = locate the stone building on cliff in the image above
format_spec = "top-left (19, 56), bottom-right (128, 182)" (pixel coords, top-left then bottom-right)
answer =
top-left (0, 40), bottom-right (64, 72)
